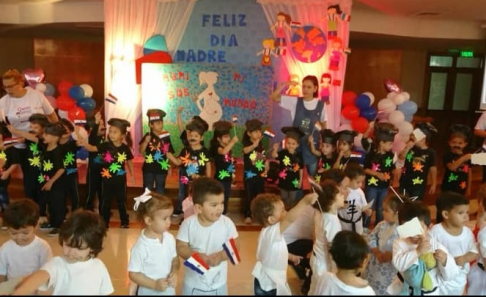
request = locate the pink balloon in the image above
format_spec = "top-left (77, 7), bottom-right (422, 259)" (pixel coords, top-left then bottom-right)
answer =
top-left (392, 134), bottom-right (406, 154)
top-left (22, 68), bottom-right (45, 89)
top-left (46, 95), bottom-right (57, 109)
top-left (397, 121), bottom-right (413, 137)
top-left (388, 110), bottom-right (405, 126)
top-left (377, 98), bottom-right (396, 114)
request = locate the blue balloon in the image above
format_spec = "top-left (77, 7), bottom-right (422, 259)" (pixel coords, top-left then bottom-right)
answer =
top-left (68, 86), bottom-right (85, 101)
top-left (404, 114), bottom-right (413, 122)
top-left (77, 97), bottom-right (96, 112)
top-left (360, 106), bottom-right (377, 121)
top-left (397, 100), bottom-right (418, 116)
top-left (76, 147), bottom-right (89, 161)
top-left (355, 94), bottom-right (371, 110)
top-left (45, 83), bottom-right (55, 96)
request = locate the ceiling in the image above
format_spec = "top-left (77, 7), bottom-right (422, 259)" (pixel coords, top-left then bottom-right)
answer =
top-left (354, 0), bottom-right (486, 22)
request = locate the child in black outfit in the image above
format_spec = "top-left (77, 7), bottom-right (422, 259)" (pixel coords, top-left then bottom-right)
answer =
top-left (84, 111), bottom-right (105, 213)
top-left (59, 118), bottom-right (81, 213)
top-left (0, 123), bottom-right (20, 213)
top-left (309, 129), bottom-right (336, 183)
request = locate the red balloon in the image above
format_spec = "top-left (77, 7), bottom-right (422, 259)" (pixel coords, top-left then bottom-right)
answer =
top-left (351, 117), bottom-right (369, 134)
top-left (342, 105), bottom-right (360, 120)
top-left (67, 106), bottom-right (86, 122)
top-left (58, 80), bottom-right (73, 96)
top-left (342, 91), bottom-right (357, 106)
top-left (56, 95), bottom-right (76, 111)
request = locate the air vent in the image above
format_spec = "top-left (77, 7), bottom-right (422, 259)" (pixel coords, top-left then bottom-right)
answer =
top-left (413, 11), bottom-right (443, 17)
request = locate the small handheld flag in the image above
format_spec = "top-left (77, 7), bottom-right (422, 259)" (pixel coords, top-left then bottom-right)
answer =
top-left (263, 128), bottom-right (275, 138)
top-left (159, 131), bottom-right (170, 139)
top-left (73, 119), bottom-right (87, 126)
top-left (183, 253), bottom-right (210, 275)
top-left (290, 21), bottom-right (301, 28)
top-left (105, 93), bottom-right (118, 105)
top-left (222, 238), bottom-right (241, 265)
top-left (232, 115), bottom-right (238, 123)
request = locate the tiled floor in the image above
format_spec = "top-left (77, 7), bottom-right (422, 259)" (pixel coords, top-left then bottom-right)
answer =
top-left (0, 223), bottom-right (303, 295)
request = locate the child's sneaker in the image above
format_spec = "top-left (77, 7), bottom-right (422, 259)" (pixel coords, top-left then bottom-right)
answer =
top-left (48, 228), bottom-right (59, 237)
top-left (40, 222), bottom-right (52, 230)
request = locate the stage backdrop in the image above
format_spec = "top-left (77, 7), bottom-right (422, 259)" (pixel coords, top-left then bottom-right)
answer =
top-left (141, 63), bottom-right (274, 156)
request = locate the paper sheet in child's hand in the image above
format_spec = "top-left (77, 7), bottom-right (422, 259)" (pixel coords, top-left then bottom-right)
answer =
top-left (0, 276), bottom-right (24, 295)
top-left (397, 217), bottom-right (423, 238)
top-left (363, 199), bottom-right (374, 211)
top-left (471, 153), bottom-right (486, 165)
top-left (412, 129), bottom-right (426, 142)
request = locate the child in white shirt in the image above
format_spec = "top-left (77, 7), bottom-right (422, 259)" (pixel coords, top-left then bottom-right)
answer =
top-left (309, 180), bottom-right (345, 293)
top-left (387, 201), bottom-right (459, 296)
top-left (176, 177), bottom-right (239, 295)
top-left (338, 162), bottom-right (372, 235)
top-left (468, 187), bottom-right (486, 295)
top-left (310, 230), bottom-right (375, 295)
top-left (128, 189), bottom-right (180, 295)
top-left (12, 210), bottom-right (114, 295)
top-left (251, 191), bottom-right (318, 295)
top-left (0, 199), bottom-right (52, 282)
top-left (431, 191), bottom-right (477, 295)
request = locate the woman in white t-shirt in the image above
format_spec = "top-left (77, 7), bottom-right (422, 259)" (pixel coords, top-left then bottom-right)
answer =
top-left (271, 76), bottom-right (327, 177)
top-left (1, 69), bottom-right (58, 199)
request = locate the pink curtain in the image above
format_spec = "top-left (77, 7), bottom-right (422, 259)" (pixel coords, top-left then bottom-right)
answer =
top-left (258, 0), bottom-right (352, 131)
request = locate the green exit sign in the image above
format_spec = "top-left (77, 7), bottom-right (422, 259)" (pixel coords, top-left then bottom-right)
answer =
top-left (460, 50), bottom-right (474, 58)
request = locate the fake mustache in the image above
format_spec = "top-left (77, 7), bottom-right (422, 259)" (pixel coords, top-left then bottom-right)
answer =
top-left (452, 146), bottom-right (462, 150)
top-left (189, 139), bottom-right (198, 143)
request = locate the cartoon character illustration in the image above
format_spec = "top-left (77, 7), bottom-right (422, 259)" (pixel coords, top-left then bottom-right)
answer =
top-left (194, 71), bottom-right (222, 130)
top-left (256, 39), bottom-right (277, 67)
top-left (329, 37), bottom-right (344, 71)
top-left (287, 74), bottom-right (301, 96)
top-left (323, 4), bottom-right (342, 40)
top-left (270, 12), bottom-right (292, 56)
top-left (320, 73), bottom-right (331, 104)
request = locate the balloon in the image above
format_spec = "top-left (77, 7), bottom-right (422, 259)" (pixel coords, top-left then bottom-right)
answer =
top-left (392, 134), bottom-right (406, 154)
top-left (58, 110), bottom-right (68, 120)
top-left (397, 121), bottom-right (413, 137)
top-left (338, 124), bottom-right (352, 132)
top-left (401, 92), bottom-right (410, 101)
top-left (342, 91), bottom-right (357, 106)
top-left (35, 83), bottom-right (46, 93)
top-left (80, 84), bottom-right (94, 97)
top-left (397, 100), bottom-right (418, 116)
top-left (46, 95), bottom-right (57, 109)
top-left (377, 98), bottom-right (396, 114)
top-left (362, 92), bottom-right (375, 105)
top-left (58, 80), bottom-right (73, 96)
top-left (67, 106), bottom-right (86, 122)
top-left (392, 93), bottom-right (406, 105)
top-left (22, 68), bottom-right (45, 88)
top-left (376, 110), bottom-right (389, 123)
top-left (77, 97), bottom-right (96, 112)
top-left (44, 83), bottom-right (55, 96)
top-left (360, 106), bottom-right (378, 122)
top-left (386, 92), bottom-right (398, 100)
top-left (351, 117), bottom-right (369, 134)
top-left (68, 86), bottom-right (85, 101)
top-left (355, 94), bottom-right (371, 110)
top-left (342, 105), bottom-right (360, 120)
top-left (388, 110), bottom-right (405, 126)
top-left (56, 95), bottom-right (76, 111)
top-left (404, 114), bottom-right (413, 122)
top-left (354, 133), bottom-right (364, 150)
top-left (384, 78), bottom-right (402, 93)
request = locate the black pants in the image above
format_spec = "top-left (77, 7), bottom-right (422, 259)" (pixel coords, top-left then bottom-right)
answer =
top-left (84, 163), bottom-right (102, 212)
top-left (63, 172), bottom-right (79, 212)
top-left (287, 239), bottom-right (313, 280)
top-left (101, 180), bottom-right (128, 227)
top-left (19, 151), bottom-right (42, 206)
top-left (244, 178), bottom-right (265, 218)
top-left (43, 182), bottom-right (66, 228)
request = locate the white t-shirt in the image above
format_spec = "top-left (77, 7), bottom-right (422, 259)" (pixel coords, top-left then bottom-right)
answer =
top-left (177, 214), bottom-right (238, 293)
top-left (40, 256), bottom-right (114, 295)
top-left (128, 230), bottom-right (177, 295)
top-left (252, 223), bottom-right (289, 292)
top-left (429, 223), bottom-right (477, 295)
top-left (0, 236), bottom-right (52, 279)
top-left (282, 205), bottom-right (315, 244)
top-left (475, 111), bottom-right (486, 146)
top-left (338, 188), bottom-right (367, 235)
top-left (310, 271), bottom-right (375, 295)
top-left (312, 211), bottom-right (341, 273)
top-left (0, 87), bottom-right (54, 148)
top-left (280, 95), bottom-right (327, 122)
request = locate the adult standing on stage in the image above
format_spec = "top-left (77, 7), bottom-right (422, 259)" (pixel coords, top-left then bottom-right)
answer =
top-left (271, 75), bottom-right (327, 177)
top-left (0, 69), bottom-right (59, 199)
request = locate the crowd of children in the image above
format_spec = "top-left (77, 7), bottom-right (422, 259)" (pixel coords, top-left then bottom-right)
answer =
top-left (1, 74), bottom-right (486, 295)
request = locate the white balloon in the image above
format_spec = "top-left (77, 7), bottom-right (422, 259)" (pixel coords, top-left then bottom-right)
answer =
top-left (392, 93), bottom-right (406, 105)
top-left (363, 92), bottom-right (375, 106)
top-left (401, 91), bottom-right (410, 101)
top-left (80, 84), bottom-right (93, 97)
top-left (386, 92), bottom-right (398, 100)
top-left (377, 98), bottom-right (396, 114)
top-left (388, 110), bottom-right (405, 126)
top-left (398, 121), bottom-right (413, 137)
top-left (35, 83), bottom-right (47, 93)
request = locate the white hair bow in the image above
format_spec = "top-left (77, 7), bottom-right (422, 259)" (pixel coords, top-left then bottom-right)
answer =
top-left (133, 188), bottom-right (152, 211)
